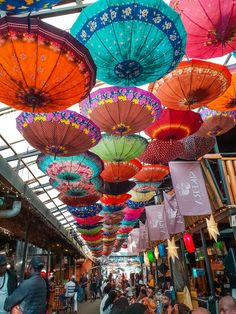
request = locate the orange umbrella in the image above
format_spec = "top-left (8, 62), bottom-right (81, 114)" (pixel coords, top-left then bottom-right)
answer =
top-left (134, 165), bottom-right (169, 182)
top-left (100, 194), bottom-right (131, 205)
top-left (101, 159), bottom-right (142, 182)
top-left (0, 16), bottom-right (96, 112)
top-left (149, 60), bottom-right (231, 110)
top-left (208, 74), bottom-right (236, 112)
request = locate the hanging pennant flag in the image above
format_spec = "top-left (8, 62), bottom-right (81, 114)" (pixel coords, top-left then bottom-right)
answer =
top-left (169, 161), bottom-right (212, 216)
top-left (138, 221), bottom-right (149, 252)
top-left (163, 192), bottom-right (185, 234)
top-left (145, 205), bottom-right (169, 241)
top-left (127, 228), bottom-right (140, 255)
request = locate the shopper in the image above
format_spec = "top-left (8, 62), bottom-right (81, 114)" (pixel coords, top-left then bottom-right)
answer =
top-left (100, 283), bottom-right (112, 314)
top-left (111, 296), bottom-right (129, 314)
top-left (89, 273), bottom-right (97, 302)
top-left (219, 296), bottom-right (236, 314)
top-left (79, 273), bottom-right (88, 302)
top-left (4, 256), bottom-right (47, 314)
top-left (101, 290), bottom-right (117, 314)
top-left (96, 272), bottom-right (103, 299)
top-left (160, 291), bottom-right (172, 314)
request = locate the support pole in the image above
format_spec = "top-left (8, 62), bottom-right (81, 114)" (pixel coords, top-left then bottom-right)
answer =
top-left (20, 222), bottom-right (30, 282)
top-left (46, 250), bottom-right (50, 281)
top-left (180, 238), bottom-right (190, 289)
top-left (59, 252), bottom-right (63, 283)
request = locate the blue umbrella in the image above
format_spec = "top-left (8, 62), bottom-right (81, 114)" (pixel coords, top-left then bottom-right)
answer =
top-left (0, 1), bottom-right (60, 13)
top-left (67, 204), bottom-right (103, 218)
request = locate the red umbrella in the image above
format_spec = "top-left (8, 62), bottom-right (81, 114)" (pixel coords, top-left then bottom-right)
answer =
top-left (100, 194), bottom-right (131, 205)
top-left (72, 215), bottom-right (103, 225)
top-left (145, 109), bottom-right (203, 141)
top-left (59, 191), bottom-right (102, 206)
top-left (134, 165), bottom-right (169, 182)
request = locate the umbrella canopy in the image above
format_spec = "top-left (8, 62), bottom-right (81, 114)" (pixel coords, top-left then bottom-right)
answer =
top-left (37, 152), bottom-right (103, 182)
top-left (170, 0), bottom-right (236, 59)
top-left (208, 74), bottom-right (236, 112)
top-left (100, 194), bottom-right (131, 205)
top-left (127, 200), bottom-right (146, 209)
top-left (80, 86), bottom-right (162, 135)
top-left (102, 204), bottom-right (125, 213)
top-left (100, 181), bottom-right (136, 195)
top-left (179, 134), bottom-right (216, 160)
top-left (59, 191), bottom-right (102, 207)
top-left (134, 165), bottom-right (169, 182)
top-left (101, 159), bottom-right (142, 182)
top-left (198, 109), bottom-right (236, 137)
top-left (130, 191), bottom-right (156, 202)
top-left (71, 0), bottom-right (186, 86)
top-left (81, 233), bottom-right (103, 241)
top-left (0, 1), bottom-right (60, 13)
top-left (145, 109), bottom-right (203, 141)
top-left (73, 215), bottom-right (103, 225)
top-left (17, 110), bottom-right (101, 156)
top-left (149, 60), bottom-right (231, 110)
top-left (50, 177), bottom-right (103, 194)
top-left (0, 16), bottom-right (95, 112)
top-left (138, 139), bottom-right (183, 164)
top-left (133, 182), bottom-right (161, 193)
top-left (67, 204), bottom-right (103, 218)
top-left (90, 134), bottom-right (148, 162)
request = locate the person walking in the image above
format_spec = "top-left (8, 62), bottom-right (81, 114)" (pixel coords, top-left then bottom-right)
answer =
top-left (79, 273), bottom-right (88, 302)
top-left (4, 256), bottom-right (47, 314)
top-left (96, 272), bottom-right (103, 299)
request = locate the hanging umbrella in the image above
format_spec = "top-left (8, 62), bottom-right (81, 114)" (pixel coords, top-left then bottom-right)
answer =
top-left (101, 159), bottom-right (142, 182)
top-left (67, 204), bottom-right (103, 218)
top-left (59, 191), bottom-right (102, 207)
top-left (133, 182), bottom-right (161, 193)
top-left (102, 204), bottom-right (125, 213)
top-left (100, 181), bottom-right (136, 195)
top-left (0, 1), bottom-right (60, 13)
top-left (17, 110), bottom-right (101, 156)
top-left (170, 0), bottom-right (236, 59)
top-left (80, 86), bottom-right (162, 135)
top-left (0, 16), bottom-right (95, 112)
top-left (208, 74), bottom-right (236, 111)
top-left (50, 177), bottom-right (103, 194)
top-left (145, 109), bottom-right (203, 141)
top-left (100, 194), bottom-right (131, 205)
top-left (77, 226), bottom-right (103, 235)
top-left (179, 134), bottom-right (216, 160)
top-left (126, 200), bottom-right (147, 209)
top-left (138, 139), bottom-right (184, 164)
top-left (37, 152), bottom-right (103, 182)
top-left (90, 134), bottom-right (148, 162)
top-left (81, 233), bottom-right (103, 241)
top-left (73, 215), bottom-right (103, 225)
top-left (149, 60), bottom-right (231, 110)
top-left (71, 0), bottom-right (186, 86)
top-left (198, 109), bottom-right (236, 137)
top-left (134, 165), bottom-right (169, 182)
top-left (130, 191), bottom-right (156, 202)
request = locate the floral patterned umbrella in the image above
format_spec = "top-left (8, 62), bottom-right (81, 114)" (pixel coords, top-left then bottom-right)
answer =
top-left (0, 17), bottom-right (95, 112)
top-left (50, 177), bottom-right (103, 194)
top-left (100, 181), bottom-right (136, 195)
top-left (80, 86), bottom-right (162, 135)
top-left (130, 191), bottom-right (156, 202)
top-left (170, 0), bottom-right (236, 59)
top-left (71, 0), bottom-right (186, 86)
top-left (59, 191), bottom-right (102, 207)
top-left (90, 134), bottom-right (148, 162)
top-left (17, 110), bottom-right (101, 156)
top-left (67, 204), bottom-right (103, 218)
top-left (101, 159), bottom-right (142, 182)
top-left (149, 60), bottom-right (231, 110)
top-left (0, 1), bottom-right (60, 13)
top-left (145, 109), bottom-right (203, 141)
top-left (37, 152), bottom-right (103, 182)
top-left (133, 182), bottom-right (161, 193)
top-left (134, 165), bottom-right (169, 182)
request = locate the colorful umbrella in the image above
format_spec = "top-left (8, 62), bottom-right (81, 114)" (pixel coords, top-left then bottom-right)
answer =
top-left (134, 165), bottom-right (169, 182)
top-left (71, 0), bottom-right (186, 86)
top-left (59, 191), bottom-right (102, 207)
top-left (126, 200), bottom-right (147, 209)
top-left (123, 206), bottom-right (145, 215)
top-left (0, 16), bottom-right (95, 112)
top-left (100, 181), bottom-right (136, 195)
top-left (198, 109), bottom-right (236, 137)
top-left (138, 139), bottom-right (183, 164)
top-left (208, 74), bottom-right (236, 112)
top-left (50, 177), bottom-right (103, 194)
top-left (149, 60), bottom-right (231, 110)
top-left (179, 134), bottom-right (216, 160)
top-left (37, 152), bottom-right (103, 182)
top-left (101, 159), bottom-right (142, 182)
top-left (73, 215), bottom-right (103, 225)
top-left (80, 86), bottom-right (162, 135)
top-left (0, 1), bottom-right (60, 13)
top-left (100, 194), bottom-right (131, 205)
top-left (67, 204), bottom-right (103, 218)
top-left (130, 191), bottom-right (156, 202)
top-left (81, 233), bottom-right (103, 241)
top-left (77, 225), bottom-right (103, 235)
top-left (133, 182), bottom-right (161, 193)
top-left (102, 204), bottom-right (125, 213)
top-left (145, 109), bottom-right (203, 141)
top-left (170, 0), bottom-right (236, 59)
top-left (90, 134), bottom-right (148, 162)
top-left (17, 110), bottom-right (101, 156)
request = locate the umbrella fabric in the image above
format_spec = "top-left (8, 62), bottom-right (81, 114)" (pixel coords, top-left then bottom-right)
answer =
top-left (80, 86), bottom-right (162, 135)
top-left (130, 191), bottom-right (156, 202)
top-left (149, 60), bottom-right (231, 110)
top-left (170, 0), bottom-right (236, 59)
top-left (134, 165), bottom-right (169, 182)
top-left (59, 191), bottom-right (102, 206)
top-left (102, 204), bottom-right (125, 213)
top-left (179, 134), bottom-right (216, 160)
top-left (81, 233), bottom-right (103, 241)
top-left (71, 0), bottom-right (186, 86)
top-left (100, 181), bottom-right (136, 195)
top-left (101, 159), bottom-right (142, 182)
top-left (90, 134), bottom-right (148, 162)
top-left (100, 194), bottom-right (131, 205)
top-left (145, 109), bottom-right (203, 140)
top-left (77, 225), bottom-right (102, 235)
top-left (138, 139), bottom-right (184, 164)
top-left (133, 182), bottom-right (161, 193)
top-left (127, 200), bottom-right (147, 209)
top-left (17, 111), bottom-right (101, 156)
top-left (50, 177), bottom-right (103, 194)
top-left (208, 74), bottom-right (236, 111)
top-left (73, 215), bottom-right (103, 225)
top-left (123, 207), bottom-right (144, 215)
top-left (67, 204), bottom-right (103, 218)
top-left (198, 109), bottom-right (236, 137)
top-left (0, 17), bottom-right (95, 112)
top-left (37, 152), bottom-right (103, 182)
top-left (0, 1), bottom-right (60, 13)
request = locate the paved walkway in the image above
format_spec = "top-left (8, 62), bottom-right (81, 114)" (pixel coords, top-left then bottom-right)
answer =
top-left (78, 300), bottom-right (100, 314)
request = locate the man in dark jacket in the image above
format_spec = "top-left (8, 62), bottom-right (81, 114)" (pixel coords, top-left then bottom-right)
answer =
top-left (4, 256), bottom-right (47, 314)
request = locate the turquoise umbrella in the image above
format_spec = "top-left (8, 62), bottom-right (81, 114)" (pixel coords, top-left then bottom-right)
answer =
top-left (71, 0), bottom-right (186, 86)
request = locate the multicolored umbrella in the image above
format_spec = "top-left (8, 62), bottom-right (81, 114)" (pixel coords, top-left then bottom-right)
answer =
top-left (145, 109), bottom-right (203, 141)
top-left (208, 74), bottom-right (236, 112)
top-left (71, 0), bottom-right (186, 86)
top-left (179, 134), bottom-right (216, 160)
top-left (50, 177), bottom-right (103, 194)
top-left (198, 109), bottom-right (236, 137)
top-left (149, 60), bottom-right (231, 110)
top-left (0, 17), bottom-right (95, 112)
top-left (138, 139), bottom-right (183, 164)
top-left (17, 111), bottom-right (101, 156)
top-left (0, 1), bottom-right (60, 13)
top-left (59, 191), bottom-right (102, 207)
top-left (130, 190), bottom-right (156, 202)
top-left (134, 165), bottom-right (169, 182)
top-left (101, 159), bottom-right (142, 182)
top-left (67, 204), bottom-right (103, 218)
top-left (133, 182), bottom-right (161, 193)
top-left (170, 0), bottom-right (236, 59)
top-left (80, 86), bottom-right (162, 135)
top-left (37, 152), bottom-right (103, 182)
top-left (90, 134), bottom-right (148, 162)
top-left (100, 181), bottom-right (136, 195)
top-left (100, 194), bottom-right (131, 205)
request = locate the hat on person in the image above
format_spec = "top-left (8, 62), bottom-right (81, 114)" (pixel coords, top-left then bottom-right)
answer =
top-left (30, 256), bottom-right (45, 270)
top-left (0, 254), bottom-right (7, 266)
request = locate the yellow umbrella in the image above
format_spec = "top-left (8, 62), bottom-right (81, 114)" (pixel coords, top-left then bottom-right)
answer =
top-left (130, 190), bottom-right (156, 202)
